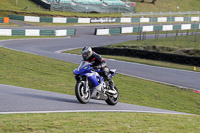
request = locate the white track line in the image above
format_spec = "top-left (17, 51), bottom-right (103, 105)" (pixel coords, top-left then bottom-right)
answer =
top-left (0, 110), bottom-right (191, 115)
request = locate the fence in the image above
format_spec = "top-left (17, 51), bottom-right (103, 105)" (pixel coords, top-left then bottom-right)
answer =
top-left (0, 29), bottom-right (76, 36)
top-left (51, 3), bottom-right (135, 13)
top-left (122, 11), bottom-right (200, 17)
top-left (0, 18), bottom-right (3, 23)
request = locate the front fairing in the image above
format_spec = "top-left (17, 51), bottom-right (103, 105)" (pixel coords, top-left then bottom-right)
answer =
top-left (73, 61), bottom-right (103, 87)
top-left (73, 61), bottom-right (92, 76)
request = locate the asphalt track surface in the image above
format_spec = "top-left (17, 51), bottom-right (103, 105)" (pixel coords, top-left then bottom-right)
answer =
top-left (0, 24), bottom-right (199, 114)
top-left (0, 84), bottom-right (189, 114)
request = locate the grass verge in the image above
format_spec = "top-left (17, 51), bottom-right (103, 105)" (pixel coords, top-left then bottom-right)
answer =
top-left (105, 34), bottom-right (200, 56)
top-left (0, 112), bottom-right (200, 132)
top-left (0, 23), bottom-right (20, 27)
top-left (0, 36), bottom-right (64, 41)
top-left (0, 9), bottom-right (121, 18)
top-left (1, 45), bottom-right (200, 114)
top-left (133, 0), bottom-right (200, 12)
top-left (64, 48), bottom-right (200, 72)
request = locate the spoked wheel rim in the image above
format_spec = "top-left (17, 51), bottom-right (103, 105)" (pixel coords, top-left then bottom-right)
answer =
top-left (105, 86), bottom-right (119, 105)
top-left (110, 88), bottom-right (119, 102)
top-left (78, 82), bottom-right (90, 101)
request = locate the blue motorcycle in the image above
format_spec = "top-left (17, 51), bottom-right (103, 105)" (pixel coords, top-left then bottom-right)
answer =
top-left (73, 61), bottom-right (119, 105)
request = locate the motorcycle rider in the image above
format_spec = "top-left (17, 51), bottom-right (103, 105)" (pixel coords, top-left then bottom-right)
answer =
top-left (81, 46), bottom-right (114, 90)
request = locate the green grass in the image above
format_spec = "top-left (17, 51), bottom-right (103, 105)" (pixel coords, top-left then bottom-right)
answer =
top-left (104, 55), bottom-right (200, 72)
top-left (1, 45), bottom-right (200, 114)
top-left (133, 0), bottom-right (200, 12)
top-left (107, 34), bottom-right (200, 49)
top-left (0, 22), bottom-right (19, 27)
top-left (0, 47), bottom-right (76, 94)
top-left (0, 112), bottom-right (200, 132)
top-left (0, 0), bottom-right (45, 11)
top-left (0, 36), bottom-right (63, 41)
top-left (0, 9), bottom-right (121, 18)
top-left (105, 34), bottom-right (200, 56)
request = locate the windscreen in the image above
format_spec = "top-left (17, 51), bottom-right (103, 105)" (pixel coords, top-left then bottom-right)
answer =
top-left (78, 61), bottom-right (89, 71)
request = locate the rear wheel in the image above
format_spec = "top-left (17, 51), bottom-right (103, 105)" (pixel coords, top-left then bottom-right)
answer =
top-left (105, 86), bottom-right (119, 105)
top-left (75, 81), bottom-right (90, 104)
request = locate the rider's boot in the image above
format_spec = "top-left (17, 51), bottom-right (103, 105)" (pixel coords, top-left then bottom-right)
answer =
top-left (103, 68), bottom-right (115, 90)
top-left (106, 79), bottom-right (117, 95)
top-left (109, 79), bottom-right (114, 90)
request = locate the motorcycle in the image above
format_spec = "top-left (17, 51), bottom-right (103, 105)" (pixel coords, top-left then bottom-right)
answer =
top-left (73, 61), bottom-right (119, 105)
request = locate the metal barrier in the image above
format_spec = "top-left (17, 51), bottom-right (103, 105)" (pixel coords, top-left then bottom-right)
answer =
top-left (0, 29), bottom-right (76, 36)
top-left (8, 14), bottom-right (200, 24)
top-left (95, 23), bottom-right (200, 35)
top-left (122, 11), bottom-right (200, 17)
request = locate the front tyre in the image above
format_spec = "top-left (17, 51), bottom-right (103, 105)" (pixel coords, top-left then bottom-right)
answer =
top-left (105, 86), bottom-right (119, 105)
top-left (75, 81), bottom-right (90, 104)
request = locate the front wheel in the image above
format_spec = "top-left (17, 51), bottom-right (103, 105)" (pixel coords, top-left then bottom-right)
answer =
top-left (75, 81), bottom-right (90, 104)
top-left (105, 86), bottom-right (119, 105)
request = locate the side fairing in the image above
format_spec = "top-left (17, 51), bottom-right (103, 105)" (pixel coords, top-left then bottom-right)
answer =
top-left (85, 72), bottom-right (103, 87)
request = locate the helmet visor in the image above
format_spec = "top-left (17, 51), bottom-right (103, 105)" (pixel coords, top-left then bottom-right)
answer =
top-left (82, 51), bottom-right (90, 60)
top-left (82, 53), bottom-right (88, 58)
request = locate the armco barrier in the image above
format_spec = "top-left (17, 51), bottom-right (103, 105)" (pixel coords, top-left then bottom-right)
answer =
top-left (95, 23), bottom-right (200, 35)
top-left (0, 18), bottom-right (3, 23)
top-left (8, 14), bottom-right (200, 24)
top-left (92, 47), bottom-right (200, 66)
top-left (8, 15), bottom-right (91, 24)
top-left (0, 29), bottom-right (76, 36)
top-left (109, 28), bottom-right (121, 34)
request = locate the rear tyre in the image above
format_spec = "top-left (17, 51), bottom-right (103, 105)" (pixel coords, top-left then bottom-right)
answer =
top-left (75, 81), bottom-right (90, 104)
top-left (105, 86), bottom-right (119, 105)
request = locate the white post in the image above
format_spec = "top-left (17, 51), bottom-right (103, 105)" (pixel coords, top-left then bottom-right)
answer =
top-left (188, 11), bottom-right (190, 24)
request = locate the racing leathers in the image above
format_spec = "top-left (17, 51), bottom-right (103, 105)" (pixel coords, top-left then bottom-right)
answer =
top-left (85, 51), bottom-right (114, 90)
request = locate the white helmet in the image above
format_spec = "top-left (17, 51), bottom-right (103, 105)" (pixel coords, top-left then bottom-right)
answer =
top-left (82, 47), bottom-right (92, 60)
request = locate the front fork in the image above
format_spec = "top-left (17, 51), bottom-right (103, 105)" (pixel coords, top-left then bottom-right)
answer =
top-left (75, 75), bottom-right (89, 94)
top-left (83, 77), bottom-right (89, 93)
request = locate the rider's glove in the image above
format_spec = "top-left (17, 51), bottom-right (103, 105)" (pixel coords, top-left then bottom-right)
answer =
top-left (93, 65), bottom-right (101, 70)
